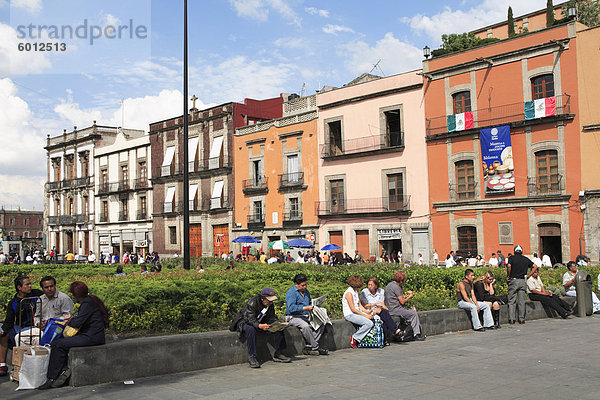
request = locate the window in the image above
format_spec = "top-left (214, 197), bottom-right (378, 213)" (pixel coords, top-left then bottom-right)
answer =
top-left (101, 200), bottom-right (108, 221)
top-left (101, 169), bottom-right (108, 185)
top-left (80, 155), bottom-right (89, 177)
top-left (121, 165), bottom-right (129, 190)
top-left (67, 198), bottom-right (74, 216)
top-left (536, 150), bottom-right (559, 193)
top-left (9, 217), bottom-right (15, 225)
top-left (23, 231), bottom-right (30, 238)
top-left (139, 161), bottom-right (147, 180)
top-left (169, 226), bottom-right (177, 244)
top-left (287, 155), bottom-right (299, 182)
top-left (532, 74), bottom-right (554, 100)
top-left (330, 179), bottom-right (344, 212)
top-left (455, 160), bottom-right (475, 200)
top-left (139, 196), bottom-right (147, 217)
top-left (66, 158), bottom-right (74, 180)
top-left (387, 173), bottom-right (404, 210)
top-left (82, 196), bottom-right (88, 215)
top-left (24, 218), bottom-right (29, 226)
top-left (327, 120), bottom-right (343, 155)
top-left (55, 199), bottom-right (61, 216)
top-left (208, 136), bottom-right (224, 169)
top-left (457, 226), bottom-right (477, 256)
top-left (37, 231), bottom-right (43, 238)
top-left (253, 201), bottom-right (263, 221)
top-left (253, 160), bottom-right (262, 185)
top-left (384, 109), bottom-right (402, 147)
top-left (453, 91), bottom-right (471, 114)
top-left (289, 197), bottom-right (299, 218)
top-left (53, 160), bottom-right (61, 181)
top-left (121, 199), bottom-right (128, 220)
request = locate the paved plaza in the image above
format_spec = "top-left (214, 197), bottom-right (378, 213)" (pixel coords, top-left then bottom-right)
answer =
top-left (2, 315), bottom-right (599, 399)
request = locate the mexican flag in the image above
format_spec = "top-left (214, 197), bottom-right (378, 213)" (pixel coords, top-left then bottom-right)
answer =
top-left (447, 111), bottom-right (474, 132)
top-left (524, 96), bottom-right (556, 120)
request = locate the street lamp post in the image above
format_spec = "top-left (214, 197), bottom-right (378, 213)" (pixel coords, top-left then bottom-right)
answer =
top-left (182, 0), bottom-right (190, 269)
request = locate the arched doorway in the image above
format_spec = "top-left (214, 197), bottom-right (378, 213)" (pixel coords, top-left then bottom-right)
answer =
top-left (538, 223), bottom-right (562, 264)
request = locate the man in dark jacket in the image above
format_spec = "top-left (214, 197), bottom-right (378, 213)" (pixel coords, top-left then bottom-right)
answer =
top-left (0, 275), bottom-right (44, 376)
top-left (232, 287), bottom-right (290, 368)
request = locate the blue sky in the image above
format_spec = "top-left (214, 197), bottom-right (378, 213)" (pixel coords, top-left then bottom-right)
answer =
top-left (0, 0), bottom-right (549, 210)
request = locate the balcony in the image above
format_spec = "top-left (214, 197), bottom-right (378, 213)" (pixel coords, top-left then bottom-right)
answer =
top-left (48, 216), bottom-right (59, 225)
top-left (426, 94), bottom-right (571, 137)
top-left (134, 178), bottom-right (150, 189)
top-left (449, 182), bottom-right (479, 201)
top-left (61, 179), bottom-right (74, 189)
top-left (98, 182), bottom-right (110, 195)
top-left (99, 214), bottom-right (108, 222)
top-left (162, 201), bottom-right (182, 214)
top-left (243, 177), bottom-right (268, 195)
top-left (283, 211), bottom-right (303, 226)
top-left (47, 181), bottom-right (60, 191)
top-left (155, 155), bottom-right (233, 179)
top-left (75, 214), bottom-right (91, 224)
top-left (528, 175), bottom-right (564, 196)
top-left (75, 177), bottom-right (92, 187)
top-left (58, 215), bottom-right (76, 225)
top-left (320, 134), bottom-right (403, 159)
top-left (279, 172), bottom-right (305, 190)
top-left (247, 213), bottom-right (265, 230)
top-left (136, 210), bottom-right (148, 220)
top-left (118, 211), bottom-right (128, 221)
top-left (315, 196), bottom-right (411, 217)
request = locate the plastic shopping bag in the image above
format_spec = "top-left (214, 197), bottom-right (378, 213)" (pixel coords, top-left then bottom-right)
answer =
top-left (40, 319), bottom-right (66, 345)
top-left (15, 327), bottom-right (41, 346)
top-left (17, 346), bottom-right (50, 390)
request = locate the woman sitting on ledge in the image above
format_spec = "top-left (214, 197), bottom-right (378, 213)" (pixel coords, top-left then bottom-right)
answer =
top-left (38, 281), bottom-right (109, 389)
top-left (474, 270), bottom-right (506, 328)
top-left (360, 277), bottom-right (402, 345)
top-left (342, 275), bottom-right (374, 349)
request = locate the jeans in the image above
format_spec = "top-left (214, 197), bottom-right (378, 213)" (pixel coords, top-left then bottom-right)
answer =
top-left (243, 323), bottom-right (286, 357)
top-left (457, 300), bottom-right (493, 330)
top-left (286, 315), bottom-right (324, 350)
top-left (508, 278), bottom-right (527, 321)
top-left (344, 313), bottom-right (373, 342)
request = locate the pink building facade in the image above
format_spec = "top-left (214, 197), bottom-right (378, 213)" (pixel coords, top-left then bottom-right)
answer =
top-left (316, 72), bottom-right (431, 262)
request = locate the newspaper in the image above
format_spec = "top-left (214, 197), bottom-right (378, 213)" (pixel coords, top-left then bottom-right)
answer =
top-left (311, 294), bottom-right (327, 307)
top-left (308, 305), bottom-right (331, 331)
top-left (268, 321), bottom-right (289, 332)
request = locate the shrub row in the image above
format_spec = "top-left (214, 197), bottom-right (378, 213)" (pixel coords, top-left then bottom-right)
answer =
top-left (1, 260), bottom-right (598, 335)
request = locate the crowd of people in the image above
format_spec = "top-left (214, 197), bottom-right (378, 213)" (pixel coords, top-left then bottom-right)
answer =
top-left (0, 275), bottom-right (108, 389)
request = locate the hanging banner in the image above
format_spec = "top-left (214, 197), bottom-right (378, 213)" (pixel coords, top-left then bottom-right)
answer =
top-left (480, 125), bottom-right (515, 194)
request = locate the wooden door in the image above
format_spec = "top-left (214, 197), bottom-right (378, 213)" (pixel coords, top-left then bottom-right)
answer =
top-left (190, 224), bottom-right (202, 258)
top-left (355, 230), bottom-right (369, 260)
top-left (329, 231), bottom-right (344, 259)
top-left (213, 224), bottom-right (229, 257)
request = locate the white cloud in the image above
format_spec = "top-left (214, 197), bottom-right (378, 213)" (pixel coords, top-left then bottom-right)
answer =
top-left (0, 0), bottom-right (8, 8)
top-left (111, 60), bottom-right (180, 86)
top-left (0, 78), bottom-right (46, 210)
top-left (342, 32), bottom-right (422, 76)
top-left (53, 89), bottom-right (103, 129)
top-left (305, 7), bottom-right (329, 18)
top-left (402, 0), bottom-right (548, 45)
top-left (10, 0), bottom-right (42, 13)
top-left (0, 23), bottom-right (51, 75)
top-left (192, 55), bottom-right (294, 103)
top-left (322, 24), bottom-right (354, 35)
top-left (273, 37), bottom-right (311, 51)
top-left (230, 0), bottom-right (301, 26)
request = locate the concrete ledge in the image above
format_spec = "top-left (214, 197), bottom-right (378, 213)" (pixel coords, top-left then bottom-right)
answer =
top-left (67, 299), bottom-right (573, 386)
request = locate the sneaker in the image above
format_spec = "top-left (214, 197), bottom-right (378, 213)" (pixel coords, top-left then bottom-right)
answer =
top-left (0, 365), bottom-right (7, 377)
top-left (52, 368), bottom-right (71, 388)
top-left (414, 333), bottom-right (426, 341)
top-left (318, 348), bottom-right (329, 355)
top-left (486, 325), bottom-right (497, 330)
top-left (350, 336), bottom-right (358, 349)
top-left (273, 351), bottom-right (291, 363)
top-left (474, 327), bottom-right (486, 332)
top-left (248, 355), bottom-right (261, 368)
top-left (302, 348), bottom-right (320, 356)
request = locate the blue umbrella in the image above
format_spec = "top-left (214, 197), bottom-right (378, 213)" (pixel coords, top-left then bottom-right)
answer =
top-left (232, 236), bottom-right (261, 244)
top-left (285, 238), bottom-right (315, 248)
top-left (321, 244), bottom-right (341, 251)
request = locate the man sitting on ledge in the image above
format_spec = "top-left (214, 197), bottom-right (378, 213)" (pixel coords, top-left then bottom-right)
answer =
top-left (456, 269), bottom-right (496, 332)
top-left (231, 287), bottom-right (291, 368)
top-left (527, 268), bottom-right (572, 319)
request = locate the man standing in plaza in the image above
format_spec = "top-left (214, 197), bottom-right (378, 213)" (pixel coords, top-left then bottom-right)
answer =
top-left (231, 287), bottom-right (291, 368)
top-left (497, 250), bottom-right (505, 267)
top-left (285, 274), bottom-right (328, 356)
top-left (384, 270), bottom-right (425, 341)
top-left (36, 276), bottom-right (74, 327)
top-left (506, 245), bottom-right (536, 324)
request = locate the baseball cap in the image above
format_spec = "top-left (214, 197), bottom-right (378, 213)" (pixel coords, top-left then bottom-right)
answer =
top-left (514, 245), bottom-right (523, 254)
top-left (260, 287), bottom-right (277, 301)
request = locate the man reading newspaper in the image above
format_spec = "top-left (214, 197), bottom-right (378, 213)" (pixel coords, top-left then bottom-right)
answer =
top-left (285, 274), bottom-right (329, 356)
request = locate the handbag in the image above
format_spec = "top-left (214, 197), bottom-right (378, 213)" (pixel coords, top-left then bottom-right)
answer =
top-left (62, 325), bottom-right (79, 337)
top-left (358, 320), bottom-right (384, 348)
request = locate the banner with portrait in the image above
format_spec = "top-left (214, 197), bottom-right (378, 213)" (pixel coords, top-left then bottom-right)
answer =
top-left (480, 125), bottom-right (515, 194)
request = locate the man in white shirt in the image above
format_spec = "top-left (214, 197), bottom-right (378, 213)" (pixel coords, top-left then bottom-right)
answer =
top-left (542, 253), bottom-right (552, 267)
top-left (432, 250), bottom-right (439, 266)
top-left (417, 253), bottom-right (424, 265)
top-left (87, 251), bottom-right (97, 264)
top-left (467, 254), bottom-right (477, 267)
top-left (36, 276), bottom-right (74, 327)
top-left (527, 269), bottom-right (571, 319)
top-left (488, 253), bottom-right (498, 267)
top-left (531, 253), bottom-right (542, 268)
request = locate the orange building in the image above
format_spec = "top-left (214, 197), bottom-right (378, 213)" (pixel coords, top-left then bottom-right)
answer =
top-left (232, 95), bottom-right (319, 252)
top-left (423, 20), bottom-right (595, 264)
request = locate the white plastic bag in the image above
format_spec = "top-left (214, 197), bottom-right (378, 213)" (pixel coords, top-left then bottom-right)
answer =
top-left (17, 347), bottom-right (51, 390)
top-left (15, 327), bottom-right (41, 346)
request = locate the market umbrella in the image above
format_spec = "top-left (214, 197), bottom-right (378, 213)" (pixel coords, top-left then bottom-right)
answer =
top-left (268, 240), bottom-right (290, 250)
top-left (321, 244), bottom-right (341, 251)
top-left (285, 238), bottom-right (315, 248)
top-left (232, 236), bottom-right (261, 243)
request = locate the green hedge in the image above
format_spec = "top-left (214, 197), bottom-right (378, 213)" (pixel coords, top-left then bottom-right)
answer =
top-left (1, 261), bottom-right (599, 335)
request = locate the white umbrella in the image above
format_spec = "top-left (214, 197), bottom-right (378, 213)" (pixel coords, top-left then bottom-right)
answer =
top-left (271, 240), bottom-right (286, 250)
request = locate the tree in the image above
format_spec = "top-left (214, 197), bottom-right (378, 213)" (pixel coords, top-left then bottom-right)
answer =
top-left (547, 0), bottom-right (556, 27)
top-left (508, 7), bottom-right (516, 37)
top-left (431, 32), bottom-right (499, 57)
top-left (562, 0), bottom-right (600, 27)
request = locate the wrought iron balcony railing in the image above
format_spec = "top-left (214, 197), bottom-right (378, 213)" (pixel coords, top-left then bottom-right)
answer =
top-left (449, 182), bottom-right (479, 201)
top-left (99, 214), bottom-right (108, 222)
top-left (527, 175), bottom-right (564, 196)
top-left (242, 177), bottom-right (268, 194)
top-left (315, 196), bottom-right (411, 216)
top-left (118, 211), bottom-right (128, 221)
top-left (137, 210), bottom-right (148, 220)
top-left (279, 172), bottom-right (304, 188)
top-left (320, 133), bottom-right (403, 158)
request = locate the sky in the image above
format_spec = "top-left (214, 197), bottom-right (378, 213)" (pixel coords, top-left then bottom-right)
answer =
top-left (0, 0), bottom-right (550, 211)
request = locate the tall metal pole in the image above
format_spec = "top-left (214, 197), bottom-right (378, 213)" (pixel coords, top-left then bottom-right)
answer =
top-left (182, 0), bottom-right (190, 269)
